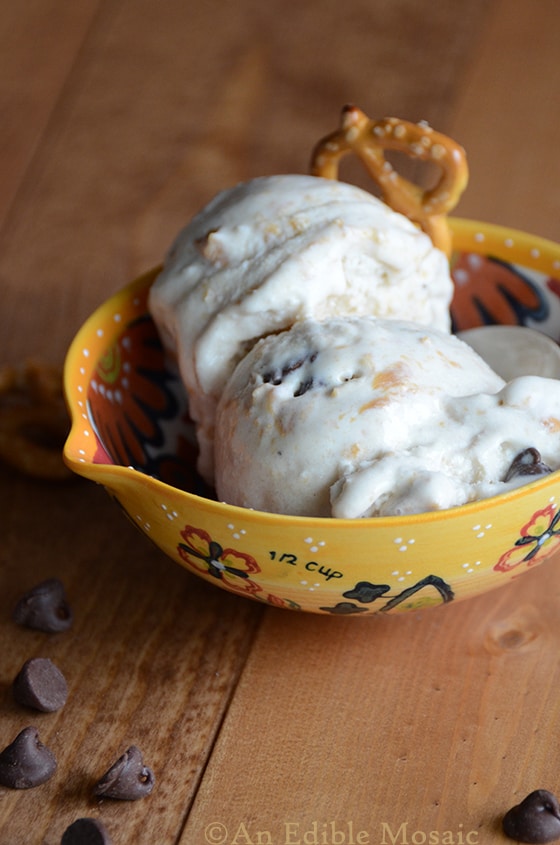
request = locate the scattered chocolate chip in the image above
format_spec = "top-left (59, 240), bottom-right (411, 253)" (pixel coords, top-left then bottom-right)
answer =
top-left (504, 447), bottom-right (552, 483)
top-left (13, 657), bottom-right (68, 712)
top-left (61, 817), bottom-right (112, 845)
top-left (0, 726), bottom-right (57, 789)
top-left (13, 578), bottom-right (73, 633)
top-left (94, 745), bottom-right (155, 800)
top-left (503, 789), bottom-right (560, 843)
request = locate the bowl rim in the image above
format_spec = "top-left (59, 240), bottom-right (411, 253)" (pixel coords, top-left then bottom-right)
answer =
top-left (63, 216), bottom-right (560, 527)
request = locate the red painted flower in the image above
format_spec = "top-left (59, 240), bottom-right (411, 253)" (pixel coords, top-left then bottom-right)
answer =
top-left (494, 503), bottom-right (560, 573)
top-left (178, 525), bottom-right (262, 597)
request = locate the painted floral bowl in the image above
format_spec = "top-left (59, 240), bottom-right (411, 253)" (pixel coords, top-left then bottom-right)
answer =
top-left (63, 218), bottom-right (560, 615)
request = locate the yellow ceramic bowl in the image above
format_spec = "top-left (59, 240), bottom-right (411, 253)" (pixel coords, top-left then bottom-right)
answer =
top-left (63, 218), bottom-right (560, 615)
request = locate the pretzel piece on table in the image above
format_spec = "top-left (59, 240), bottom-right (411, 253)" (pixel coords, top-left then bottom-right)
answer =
top-left (0, 359), bottom-right (72, 480)
top-left (310, 105), bottom-right (468, 256)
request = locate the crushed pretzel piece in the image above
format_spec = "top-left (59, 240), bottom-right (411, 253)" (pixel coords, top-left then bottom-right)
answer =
top-left (310, 105), bottom-right (469, 256)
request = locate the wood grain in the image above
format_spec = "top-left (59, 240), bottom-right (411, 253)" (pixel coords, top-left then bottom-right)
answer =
top-left (449, 0), bottom-right (560, 240)
top-left (2, 1), bottom-right (560, 843)
top-left (0, 0), bottom-right (101, 231)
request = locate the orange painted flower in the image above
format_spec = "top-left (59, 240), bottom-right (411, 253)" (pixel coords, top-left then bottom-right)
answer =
top-left (494, 503), bottom-right (560, 572)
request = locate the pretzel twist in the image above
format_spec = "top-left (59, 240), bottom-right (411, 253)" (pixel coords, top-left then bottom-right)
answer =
top-left (310, 105), bottom-right (468, 256)
top-left (0, 360), bottom-right (72, 480)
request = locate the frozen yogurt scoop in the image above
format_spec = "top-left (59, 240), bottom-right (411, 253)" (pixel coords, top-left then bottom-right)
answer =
top-left (212, 316), bottom-right (552, 518)
top-left (148, 173), bottom-right (454, 483)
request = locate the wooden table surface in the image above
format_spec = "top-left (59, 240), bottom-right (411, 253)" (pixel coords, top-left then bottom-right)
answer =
top-left (3, 1), bottom-right (560, 843)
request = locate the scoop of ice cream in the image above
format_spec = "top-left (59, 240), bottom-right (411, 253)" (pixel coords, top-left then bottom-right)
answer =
top-left (331, 377), bottom-right (560, 517)
top-left (148, 174), bottom-right (453, 482)
top-left (214, 317), bottom-right (515, 517)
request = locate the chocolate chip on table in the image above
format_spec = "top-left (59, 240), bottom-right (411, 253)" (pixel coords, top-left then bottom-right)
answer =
top-left (0, 726), bottom-right (57, 789)
top-left (13, 577), bottom-right (73, 633)
top-left (503, 789), bottom-right (560, 843)
top-left (61, 817), bottom-right (113, 845)
top-left (94, 745), bottom-right (155, 800)
top-left (504, 447), bottom-right (552, 483)
top-left (13, 657), bottom-right (68, 712)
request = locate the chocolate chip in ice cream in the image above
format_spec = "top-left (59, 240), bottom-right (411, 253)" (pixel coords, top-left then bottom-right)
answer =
top-left (0, 726), bottom-right (57, 789)
top-left (262, 356), bottom-right (307, 386)
top-left (13, 657), bottom-right (68, 712)
top-left (61, 818), bottom-right (113, 845)
top-left (504, 447), bottom-right (552, 483)
top-left (94, 745), bottom-right (155, 800)
top-left (293, 376), bottom-right (320, 397)
top-left (13, 578), bottom-right (73, 633)
top-left (503, 789), bottom-right (560, 843)
top-left (262, 352), bottom-right (324, 398)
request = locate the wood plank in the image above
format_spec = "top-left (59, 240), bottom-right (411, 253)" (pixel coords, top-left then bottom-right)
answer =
top-left (449, 0), bottom-right (560, 240)
top-left (0, 0), bottom-right (101, 230)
